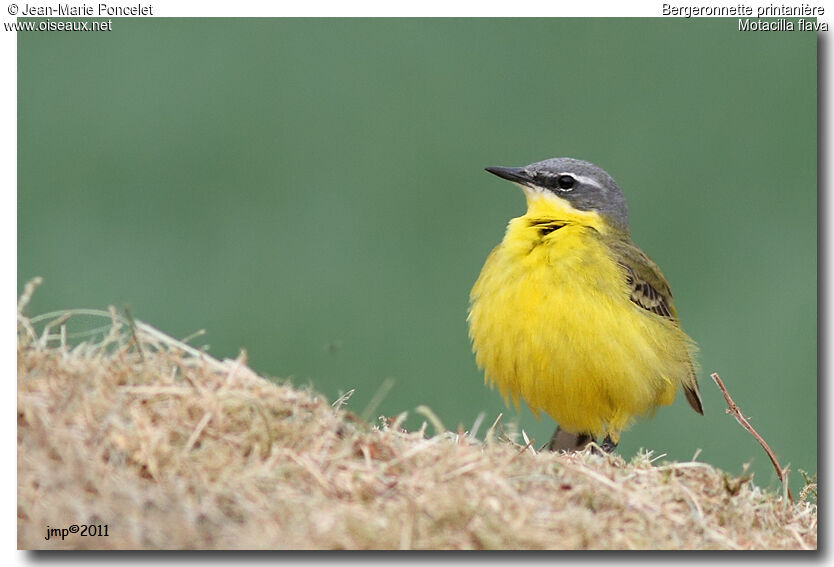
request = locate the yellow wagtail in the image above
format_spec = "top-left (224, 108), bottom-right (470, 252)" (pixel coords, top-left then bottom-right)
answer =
top-left (468, 157), bottom-right (703, 452)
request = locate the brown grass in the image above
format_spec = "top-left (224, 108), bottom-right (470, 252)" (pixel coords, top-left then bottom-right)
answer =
top-left (17, 284), bottom-right (817, 550)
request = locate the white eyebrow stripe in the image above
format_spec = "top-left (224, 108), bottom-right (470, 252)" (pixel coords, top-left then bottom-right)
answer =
top-left (570, 174), bottom-right (604, 189)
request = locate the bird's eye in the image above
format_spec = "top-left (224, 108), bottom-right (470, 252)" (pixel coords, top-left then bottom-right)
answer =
top-left (557, 175), bottom-right (575, 190)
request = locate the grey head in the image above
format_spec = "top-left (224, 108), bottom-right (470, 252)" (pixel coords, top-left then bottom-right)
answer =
top-left (485, 157), bottom-right (630, 233)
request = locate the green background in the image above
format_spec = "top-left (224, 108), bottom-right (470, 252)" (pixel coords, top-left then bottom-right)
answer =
top-left (18, 19), bottom-right (817, 494)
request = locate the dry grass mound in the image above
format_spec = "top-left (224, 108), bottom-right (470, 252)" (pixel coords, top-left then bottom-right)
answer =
top-left (17, 285), bottom-right (817, 550)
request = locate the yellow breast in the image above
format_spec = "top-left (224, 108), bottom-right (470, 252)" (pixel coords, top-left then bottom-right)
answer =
top-left (468, 195), bottom-right (690, 440)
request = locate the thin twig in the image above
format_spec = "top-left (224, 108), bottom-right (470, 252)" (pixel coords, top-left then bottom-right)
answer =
top-left (469, 412), bottom-right (486, 441)
top-left (331, 388), bottom-right (355, 410)
top-left (360, 377), bottom-right (395, 422)
top-left (415, 405), bottom-right (446, 435)
top-left (485, 412), bottom-right (503, 445)
top-left (17, 278), bottom-right (44, 343)
top-left (710, 372), bottom-right (793, 503)
top-left (17, 276), bottom-right (43, 315)
top-left (123, 305), bottom-right (144, 362)
top-left (510, 436), bottom-right (536, 461)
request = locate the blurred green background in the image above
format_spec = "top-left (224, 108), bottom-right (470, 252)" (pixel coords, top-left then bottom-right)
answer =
top-left (18, 19), bottom-right (816, 494)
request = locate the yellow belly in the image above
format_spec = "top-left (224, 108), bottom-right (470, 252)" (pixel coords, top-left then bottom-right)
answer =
top-left (468, 225), bottom-right (691, 440)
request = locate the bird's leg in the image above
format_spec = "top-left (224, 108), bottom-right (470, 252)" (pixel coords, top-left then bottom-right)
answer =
top-left (600, 434), bottom-right (618, 453)
top-left (548, 426), bottom-right (592, 452)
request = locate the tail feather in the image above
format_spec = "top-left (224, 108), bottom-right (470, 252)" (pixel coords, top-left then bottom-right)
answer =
top-left (682, 357), bottom-right (704, 415)
top-left (684, 383), bottom-right (704, 415)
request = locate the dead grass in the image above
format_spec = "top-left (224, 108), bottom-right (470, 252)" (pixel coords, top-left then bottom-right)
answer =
top-left (17, 286), bottom-right (817, 550)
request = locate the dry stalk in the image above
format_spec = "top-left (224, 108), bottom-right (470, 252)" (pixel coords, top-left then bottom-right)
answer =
top-left (710, 372), bottom-right (793, 503)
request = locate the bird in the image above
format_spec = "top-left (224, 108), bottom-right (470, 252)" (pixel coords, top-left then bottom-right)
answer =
top-left (467, 157), bottom-right (703, 452)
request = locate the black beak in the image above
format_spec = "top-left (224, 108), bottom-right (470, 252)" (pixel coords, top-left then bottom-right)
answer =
top-left (484, 166), bottom-right (533, 186)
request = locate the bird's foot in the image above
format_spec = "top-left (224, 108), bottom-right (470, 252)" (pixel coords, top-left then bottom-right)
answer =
top-left (600, 434), bottom-right (618, 453)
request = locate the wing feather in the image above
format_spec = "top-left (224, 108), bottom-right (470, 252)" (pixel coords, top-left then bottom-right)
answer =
top-left (619, 261), bottom-right (675, 320)
top-left (606, 237), bottom-right (704, 415)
